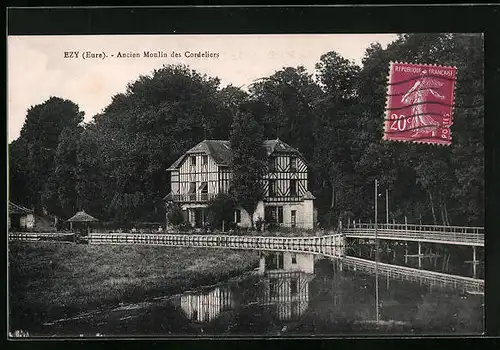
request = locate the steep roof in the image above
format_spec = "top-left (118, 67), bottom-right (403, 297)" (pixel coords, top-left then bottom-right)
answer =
top-left (9, 202), bottom-right (33, 215)
top-left (167, 139), bottom-right (304, 171)
top-left (167, 140), bottom-right (232, 171)
top-left (263, 139), bottom-right (305, 157)
top-left (67, 210), bottom-right (99, 222)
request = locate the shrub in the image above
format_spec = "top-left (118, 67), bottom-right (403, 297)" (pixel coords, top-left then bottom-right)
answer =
top-left (207, 193), bottom-right (236, 231)
top-left (166, 203), bottom-right (184, 227)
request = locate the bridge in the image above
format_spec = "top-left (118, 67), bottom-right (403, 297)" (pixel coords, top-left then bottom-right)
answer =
top-left (341, 256), bottom-right (484, 295)
top-left (342, 223), bottom-right (484, 247)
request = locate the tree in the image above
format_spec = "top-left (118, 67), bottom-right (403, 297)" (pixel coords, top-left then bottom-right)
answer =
top-left (166, 203), bottom-right (184, 227)
top-left (248, 66), bottom-right (322, 161)
top-left (207, 193), bottom-right (236, 230)
top-left (312, 51), bottom-right (362, 224)
top-left (229, 110), bottom-right (267, 229)
top-left (43, 126), bottom-right (83, 218)
top-left (10, 97), bottom-right (84, 214)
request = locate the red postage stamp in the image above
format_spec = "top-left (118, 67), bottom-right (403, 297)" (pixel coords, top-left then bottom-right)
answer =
top-left (384, 62), bottom-right (457, 145)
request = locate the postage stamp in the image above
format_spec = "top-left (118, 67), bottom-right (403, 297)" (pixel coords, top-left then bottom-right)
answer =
top-left (384, 62), bottom-right (457, 145)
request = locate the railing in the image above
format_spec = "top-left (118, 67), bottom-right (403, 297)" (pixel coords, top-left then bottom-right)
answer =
top-left (342, 256), bottom-right (484, 294)
top-left (343, 223), bottom-right (484, 246)
top-left (172, 193), bottom-right (217, 202)
top-left (87, 233), bottom-right (345, 257)
top-left (9, 232), bottom-right (76, 242)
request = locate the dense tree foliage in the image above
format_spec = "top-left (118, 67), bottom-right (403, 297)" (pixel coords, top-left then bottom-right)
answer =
top-left (9, 97), bottom-right (84, 215)
top-left (206, 193), bottom-right (237, 230)
top-left (229, 111), bottom-right (267, 228)
top-left (8, 34), bottom-right (484, 227)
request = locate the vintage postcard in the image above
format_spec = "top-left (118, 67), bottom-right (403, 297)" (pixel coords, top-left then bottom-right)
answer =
top-left (7, 32), bottom-right (484, 338)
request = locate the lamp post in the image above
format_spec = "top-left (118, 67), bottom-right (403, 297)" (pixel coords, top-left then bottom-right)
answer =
top-left (374, 179), bottom-right (380, 323)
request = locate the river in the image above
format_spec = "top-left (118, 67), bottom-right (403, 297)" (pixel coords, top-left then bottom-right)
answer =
top-left (27, 249), bottom-right (484, 337)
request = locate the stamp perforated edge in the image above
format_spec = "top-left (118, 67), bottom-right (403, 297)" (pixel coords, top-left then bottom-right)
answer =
top-left (382, 61), bottom-right (458, 147)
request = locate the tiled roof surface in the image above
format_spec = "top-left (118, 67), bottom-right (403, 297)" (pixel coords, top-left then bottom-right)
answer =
top-left (167, 139), bottom-right (302, 171)
top-left (67, 210), bottom-right (99, 222)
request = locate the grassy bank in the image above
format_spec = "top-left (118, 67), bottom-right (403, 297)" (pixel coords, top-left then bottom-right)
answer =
top-left (8, 242), bottom-right (259, 330)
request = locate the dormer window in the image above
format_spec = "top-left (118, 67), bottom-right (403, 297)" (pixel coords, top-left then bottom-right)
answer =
top-left (190, 156), bottom-right (196, 167)
top-left (290, 156), bottom-right (297, 172)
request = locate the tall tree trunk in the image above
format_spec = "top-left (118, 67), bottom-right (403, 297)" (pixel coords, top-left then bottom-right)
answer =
top-left (428, 191), bottom-right (437, 225)
top-left (444, 202), bottom-right (451, 226)
top-left (440, 202), bottom-right (446, 226)
top-left (331, 182), bottom-right (335, 209)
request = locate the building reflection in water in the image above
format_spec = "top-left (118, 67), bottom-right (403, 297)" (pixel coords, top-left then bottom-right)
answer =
top-left (178, 286), bottom-right (234, 323)
top-left (257, 251), bottom-right (315, 321)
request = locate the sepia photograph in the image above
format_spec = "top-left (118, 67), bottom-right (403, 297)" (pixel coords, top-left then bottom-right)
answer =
top-left (7, 31), bottom-right (484, 338)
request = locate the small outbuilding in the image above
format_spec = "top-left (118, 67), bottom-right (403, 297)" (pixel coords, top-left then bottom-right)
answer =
top-left (67, 210), bottom-right (99, 235)
top-left (8, 202), bottom-right (35, 230)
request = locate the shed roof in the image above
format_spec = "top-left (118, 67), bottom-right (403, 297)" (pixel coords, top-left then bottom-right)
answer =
top-left (67, 210), bottom-right (99, 222)
top-left (9, 202), bottom-right (34, 215)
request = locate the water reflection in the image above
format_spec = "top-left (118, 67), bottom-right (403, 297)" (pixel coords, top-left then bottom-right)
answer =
top-left (177, 286), bottom-right (234, 323)
top-left (257, 252), bottom-right (315, 321)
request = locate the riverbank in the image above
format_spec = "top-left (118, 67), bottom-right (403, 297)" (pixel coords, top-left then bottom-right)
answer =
top-left (8, 241), bottom-right (259, 332)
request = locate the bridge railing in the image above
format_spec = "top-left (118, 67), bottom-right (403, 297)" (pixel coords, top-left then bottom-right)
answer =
top-left (350, 223), bottom-right (484, 235)
top-left (86, 233), bottom-right (345, 257)
top-left (344, 223), bottom-right (484, 245)
top-left (342, 256), bottom-right (484, 293)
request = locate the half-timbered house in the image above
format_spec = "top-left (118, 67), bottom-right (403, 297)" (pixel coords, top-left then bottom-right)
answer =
top-left (165, 138), bottom-right (316, 229)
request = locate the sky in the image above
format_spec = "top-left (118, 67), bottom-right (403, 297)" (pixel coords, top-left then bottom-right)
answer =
top-left (7, 34), bottom-right (398, 142)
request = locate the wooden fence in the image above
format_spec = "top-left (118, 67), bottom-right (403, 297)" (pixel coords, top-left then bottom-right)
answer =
top-left (87, 233), bottom-right (345, 257)
top-left (9, 232), bottom-right (76, 242)
top-left (342, 256), bottom-right (484, 294)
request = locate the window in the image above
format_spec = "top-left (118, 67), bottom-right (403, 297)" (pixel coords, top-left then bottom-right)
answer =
top-left (290, 278), bottom-right (298, 295)
top-left (189, 182), bottom-right (196, 193)
top-left (192, 309), bottom-right (198, 322)
top-left (291, 210), bottom-right (297, 228)
top-left (290, 156), bottom-right (297, 172)
top-left (189, 182), bottom-right (196, 200)
top-left (199, 182), bottom-right (208, 200)
top-left (277, 206), bottom-right (283, 223)
top-left (291, 253), bottom-right (297, 264)
top-left (265, 206), bottom-right (283, 224)
top-left (202, 155), bottom-right (208, 165)
top-left (268, 180), bottom-right (277, 197)
top-left (268, 158), bottom-right (276, 172)
top-left (190, 156), bottom-right (196, 166)
top-left (289, 179), bottom-right (297, 196)
top-left (234, 209), bottom-right (241, 223)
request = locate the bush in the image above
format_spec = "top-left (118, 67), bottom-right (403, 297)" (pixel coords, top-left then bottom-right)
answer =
top-left (207, 193), bottom-right (236, 230)
top-left (166, 203), bottom-right (184, 226)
